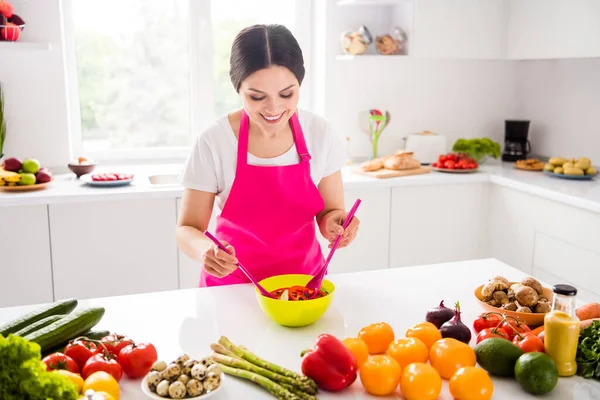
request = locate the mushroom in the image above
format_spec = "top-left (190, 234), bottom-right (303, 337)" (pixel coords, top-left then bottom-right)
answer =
top-left (186, 379), bottom-right (205, 397)
top-left (515, 301), bottom-right (532, 313)
top-left (168, 381), bottom-right (187, 399)
top-left (146, 371), bottom-right (162, 392)
top-left (493, 290), bottom-right (509, 304)
top-left (178, 374), bottom-right (190, 385)
top-left (502, 301), bottom-right (518, 311)
top-left (151, 360), bottom-right (167, 373)
top-left (486, 299), bottom-right (499, 307)
top-left (203, 372), bottom-right (221, 391)
top-left (491, 275), bottom-right (510, 288)
top-left (191, 363), bottom-right (207, 381)
top-left (535, 302), bottom-right (552, 313)
top-left (520, 277), bottom-right (543, 295)
top-left (538, 296), bottom-right (549, 303)
top-left (175, 354), bottom-right (191, 366)
top-left (156, 380), bottom-right (171, 397)
top-left (162, 363), bottom-right (182, 382)
top-left (515, 285), bottom-right (539, 308)
top-left (482, 280), bottom-right (502, 300)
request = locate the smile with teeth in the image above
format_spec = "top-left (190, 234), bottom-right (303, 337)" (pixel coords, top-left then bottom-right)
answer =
top-left (261, 112), bottom-right (284, 122)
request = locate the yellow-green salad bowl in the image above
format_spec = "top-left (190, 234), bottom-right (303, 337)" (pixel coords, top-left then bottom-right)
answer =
top-left (255, 274), bottom-right (335, 327)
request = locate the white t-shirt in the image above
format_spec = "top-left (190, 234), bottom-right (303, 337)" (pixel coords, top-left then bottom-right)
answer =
top-left (180, 108), bottom-right (349, 214)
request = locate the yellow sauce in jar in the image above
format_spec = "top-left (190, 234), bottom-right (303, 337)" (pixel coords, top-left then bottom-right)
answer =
top-left (544, 310), bottom-right (580, 377)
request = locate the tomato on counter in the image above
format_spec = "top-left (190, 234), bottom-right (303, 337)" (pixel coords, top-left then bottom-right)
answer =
top-left (42, 352), bottom-right (79, 373)
top-left (64, 339), bottom-right (100, 371)
top-left (82, 353), bottom-right (123, 382)
top-left (118, 342), bottom-right (158, 378)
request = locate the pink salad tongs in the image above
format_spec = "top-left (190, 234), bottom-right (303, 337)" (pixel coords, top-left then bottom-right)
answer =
top-left (305, 198), bottom-right (362, 298)
top-left (203, 230), bottom-right (277, 299)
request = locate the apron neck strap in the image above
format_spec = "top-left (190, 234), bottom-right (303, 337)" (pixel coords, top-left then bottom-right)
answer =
top-left (237, 109), bottom-right (312, 168)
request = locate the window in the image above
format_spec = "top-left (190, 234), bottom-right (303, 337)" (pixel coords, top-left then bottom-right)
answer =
top-left (66, 0), bottom-right (309, 160)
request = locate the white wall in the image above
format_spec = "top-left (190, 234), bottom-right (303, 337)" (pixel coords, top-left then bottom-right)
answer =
top-left (0, 0), bottom-right (71, 167)
top-left (515, 58), bottom-right (600, 162)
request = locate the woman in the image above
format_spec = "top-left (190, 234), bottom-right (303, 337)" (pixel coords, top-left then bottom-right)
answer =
top-left (176, 24), bottom-right (360, 287)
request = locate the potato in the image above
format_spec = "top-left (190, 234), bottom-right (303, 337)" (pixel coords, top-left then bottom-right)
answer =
top-left (543, 163), bottom-right (554, 172)
top-left (564, 167), bottom-right (584, 176)
top-left (515, 286), bottom-right (539, 308)
top-left (549, 157), bottom-right (566, 166)
top-left (520, 277), bottom-right (543, 295)
top-left (562, 162), bottom-right (574, 170)
top-left (554, 167), bottom-right (564, 174)
top-left (586, 166), bottom-right (597, 175)
top-left (576, 158), bottom-right (591, 170)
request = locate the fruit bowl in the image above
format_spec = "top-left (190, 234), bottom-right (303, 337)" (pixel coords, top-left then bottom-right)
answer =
top-left (474, 282), bottom-right (554, 327)
top-left (68, 163), bottom-right (96, 178)
top-left (141, 372), bottom-right (224, 399)
top-left (255, 274), bottom-right (335, 327)
top-left (0, 180), bottom-right (52, 192)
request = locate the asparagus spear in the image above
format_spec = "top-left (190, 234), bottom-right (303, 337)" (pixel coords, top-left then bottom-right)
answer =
top-left (211, 352), bottom-right (317, 395)
top-left (281, 383), bottom-right (318, 400)
top-left (219, 336), bottom-right (318, 390)
top-left (217, 363), bottom-right (300, 400)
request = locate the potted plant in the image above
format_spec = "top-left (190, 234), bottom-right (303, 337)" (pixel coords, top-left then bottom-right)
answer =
top-left (0, 82), bottom-right (5, 160)
top-left (451, 137), bottom-right (501, 164)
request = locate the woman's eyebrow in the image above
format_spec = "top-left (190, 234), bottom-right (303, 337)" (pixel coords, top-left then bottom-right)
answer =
top-left (248, 84), bottom-right (296, 94)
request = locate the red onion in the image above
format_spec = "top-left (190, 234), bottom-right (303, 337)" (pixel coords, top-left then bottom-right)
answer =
top-left (425, 300), bottom-right (454, 328)
top-left (439, 301), bottom-right (472, 344)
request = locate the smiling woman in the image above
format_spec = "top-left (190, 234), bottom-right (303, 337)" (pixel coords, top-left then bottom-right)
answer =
top-left (176, 24), bottom-right (360, 288)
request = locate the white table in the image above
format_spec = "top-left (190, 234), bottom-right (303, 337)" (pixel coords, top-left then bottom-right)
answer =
top-left (1, 259), bottom-right (599, 399)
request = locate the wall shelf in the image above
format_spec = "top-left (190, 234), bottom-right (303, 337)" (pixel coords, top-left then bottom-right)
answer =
top-left (335, 54), bottom-right (411, 60)
top-left (337, 0), bottom-right (413, 5)
top-left (0, 42), bottom-right (52, 51)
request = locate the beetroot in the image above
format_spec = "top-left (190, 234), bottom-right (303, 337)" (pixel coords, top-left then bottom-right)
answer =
top-left (439, 301), bottom-right (472, 344)
top-left (425, 300), bottom-right (454, 328)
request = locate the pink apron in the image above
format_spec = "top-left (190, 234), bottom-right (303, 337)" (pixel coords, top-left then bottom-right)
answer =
top-left (199, 109), bottom-right (325, 287)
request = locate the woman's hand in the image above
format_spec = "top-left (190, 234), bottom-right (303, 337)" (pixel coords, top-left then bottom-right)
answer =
top-left (321, 210), bottom-right (360, 249)
top-left (202, 240), bottom-right (239, 278)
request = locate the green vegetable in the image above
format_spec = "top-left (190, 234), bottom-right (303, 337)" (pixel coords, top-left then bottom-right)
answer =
top-left (576, 320), bottom-right (600, 380)
top-left (452, 137), bottom-right (502, 161)
top-left (41, 329), bottom-right (110, 358)
top-left (25, 307), bottom-right (105, 352)
top-left (0, 298), bottom-right (78, 337)
top-left (13, 315), bottom-right (65, 337)
top-left (0, 334), bottom-right (79, 400)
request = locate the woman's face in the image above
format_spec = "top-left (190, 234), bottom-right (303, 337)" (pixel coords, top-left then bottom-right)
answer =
top-left (239, 65), bottom-right (299, 135)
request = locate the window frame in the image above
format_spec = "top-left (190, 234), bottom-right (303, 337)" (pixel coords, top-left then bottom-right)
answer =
top-left (63, 0), bottom-right (313, 163)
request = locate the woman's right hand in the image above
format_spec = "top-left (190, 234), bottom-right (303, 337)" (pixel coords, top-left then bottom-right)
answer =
top-left (202, 240), bottom-right (239, 278)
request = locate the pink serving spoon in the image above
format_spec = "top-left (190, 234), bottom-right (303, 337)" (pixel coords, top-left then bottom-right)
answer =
top-left (203, 230), bottom-right (276, 299)
top-left (305, 199), bottom-right (362, 298)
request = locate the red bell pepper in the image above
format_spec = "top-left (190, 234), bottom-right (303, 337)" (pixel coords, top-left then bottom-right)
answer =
top-left (300, 334), bottom-right (357, 392)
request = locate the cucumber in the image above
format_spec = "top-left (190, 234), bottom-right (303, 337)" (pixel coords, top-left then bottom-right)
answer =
top-left (0, 298), bottom-right (77, 337)
top-left (25, 307), bottom-right (105, 352)
top-left (13, 315), bottom-right (65, 337)
top-left (41, 329), bottom-right (111, 357)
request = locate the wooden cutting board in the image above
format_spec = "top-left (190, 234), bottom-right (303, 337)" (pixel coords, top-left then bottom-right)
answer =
top-left (352, 166), bottom-right (432, 179)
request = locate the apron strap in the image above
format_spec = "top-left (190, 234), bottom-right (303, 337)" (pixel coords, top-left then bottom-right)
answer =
top-left (237, 109), bottom-right (312, 170)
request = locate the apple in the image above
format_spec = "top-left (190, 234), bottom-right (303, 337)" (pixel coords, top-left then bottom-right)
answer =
top-left (2, 157), bottom-right (22, 172)
top-left (36, 168), bottom-right (52, 183)
top-left (22, 158), bottom-right (41, 174)
top-left (18, 172), bottom-right (36, 186)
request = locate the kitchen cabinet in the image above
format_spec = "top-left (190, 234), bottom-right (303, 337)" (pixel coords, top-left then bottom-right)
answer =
top-left (389, 182), bottom-right (488, 268)
top-left (49, 199), bottom-right (179, 300)
top-left (176, 198), bottom-right (217, 289)
top-left (488, 185), bottom-right (600, 302)
top-left (0, 205), bottom-right (54, 307)
top-left (316, 187), bottom-right (392, 274)
top-left (413, 0), bottom-right (507, 59)
top-left (507, 0), bottom-right (600, 60)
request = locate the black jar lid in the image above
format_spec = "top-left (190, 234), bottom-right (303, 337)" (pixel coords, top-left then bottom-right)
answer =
top-left (553, 284), bottom-right (578, 296)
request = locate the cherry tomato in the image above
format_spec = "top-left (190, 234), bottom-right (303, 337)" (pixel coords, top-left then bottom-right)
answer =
top-left (358, 322), bottom-right (395, 354)
top-left (473, 313), bottom-right (502, 334)
top-left (449, 366), bottom-right (494, 400)
top-left (476, 327), bottom-right (509, 344)
top-left (512, 333), bottom-right (545, 353)
top-left (64, 339), bottom-right (100, 371)
top-left (359, 355), bottom-right (402, 396)
top-left (400, 362), bottom-right (442, 400)
top-left (501, 319), bottom-right (531, 340)
top-left (82, 353), bottom-right (123, 382)
top-left (444, 160), bottom-right (456, 169)
top-left (42, 352), bottom-right (79, 373)
top-left (118, 342), bottom-right (158, 378)
top-left (100, 333), bottom-right (134, 358)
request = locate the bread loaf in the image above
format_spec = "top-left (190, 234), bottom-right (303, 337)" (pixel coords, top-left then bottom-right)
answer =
top-left (383, 153), bottom-right (421, 170)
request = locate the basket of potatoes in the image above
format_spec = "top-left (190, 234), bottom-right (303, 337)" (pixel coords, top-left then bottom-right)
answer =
top-left (474, 275), bottom-right (554, 326)
top-left (141, 354), bottom-right (223, 399)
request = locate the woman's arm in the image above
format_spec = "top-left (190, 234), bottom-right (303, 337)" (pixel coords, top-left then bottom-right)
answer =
top-left (176, 188), bottom-right (216, 261)
top-left (316, 171), bottom-right (360, 249)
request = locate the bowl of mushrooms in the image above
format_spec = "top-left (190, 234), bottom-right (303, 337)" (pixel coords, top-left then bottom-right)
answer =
top-left (474, 275), bottom-right (554, 327)
top-left (142, 354), bottom-right (223, 399)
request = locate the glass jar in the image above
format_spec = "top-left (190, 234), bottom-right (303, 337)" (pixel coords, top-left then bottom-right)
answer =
top-left (543, 284), bottom-right (580, 377)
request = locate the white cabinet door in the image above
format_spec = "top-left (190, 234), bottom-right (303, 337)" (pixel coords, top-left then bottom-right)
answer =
top-left (316, 187), bottom-right (391, 274)
top-left (49, 199), bottom-right (179, 300)
top-left (507, 0), bottom-right (600, 59)
top-left (176, 198), bottom-right (217, 289)
top-left (390, 183), bottom-right (488, 268)
top-left (414, 0), bottom-right (507, 59)
top-left (0, 205), bottom-right (53, 307)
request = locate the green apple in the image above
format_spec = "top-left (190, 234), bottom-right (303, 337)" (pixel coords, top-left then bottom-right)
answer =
top-left (22, 158), bottom-right (41, 174)
top-left (18, 172), bottom-right (36, 185)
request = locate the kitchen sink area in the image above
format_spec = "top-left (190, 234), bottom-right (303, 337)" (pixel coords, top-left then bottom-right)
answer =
top-left (148, 173), bottom-right (181, 186)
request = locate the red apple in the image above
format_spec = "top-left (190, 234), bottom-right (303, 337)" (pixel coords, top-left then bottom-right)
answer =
top-left (2, 157), bottom-right (22, 172)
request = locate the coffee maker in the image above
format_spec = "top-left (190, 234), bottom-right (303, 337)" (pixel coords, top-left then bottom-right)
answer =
top-left (502, 120), bottom-right (531, 161)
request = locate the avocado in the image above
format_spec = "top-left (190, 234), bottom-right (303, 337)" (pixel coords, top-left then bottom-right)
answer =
top-left (474, 338), bottom-right (524, 377)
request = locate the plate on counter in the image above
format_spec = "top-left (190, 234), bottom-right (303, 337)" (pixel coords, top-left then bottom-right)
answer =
top-left (543, 170), bottom-right (597, 180)
top-left (0, 180), bottom-right (52, 192)
top-left (80, 172), bottom-right (134, 187)
top-left (432, 166), bottom-right (479, 174)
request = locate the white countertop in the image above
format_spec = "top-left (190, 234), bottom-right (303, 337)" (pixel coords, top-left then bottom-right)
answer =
top-left (1, 161), bottom-right (600, 213)
top-left (1, 258), bottom-right (599, 399)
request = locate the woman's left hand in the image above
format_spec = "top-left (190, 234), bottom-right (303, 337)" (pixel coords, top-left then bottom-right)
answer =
top-left (322, 210), bottom-right (360, 249)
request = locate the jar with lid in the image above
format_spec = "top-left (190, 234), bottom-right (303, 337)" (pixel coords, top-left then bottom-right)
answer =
top-left (543, 284), bottom-right (580, 377)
